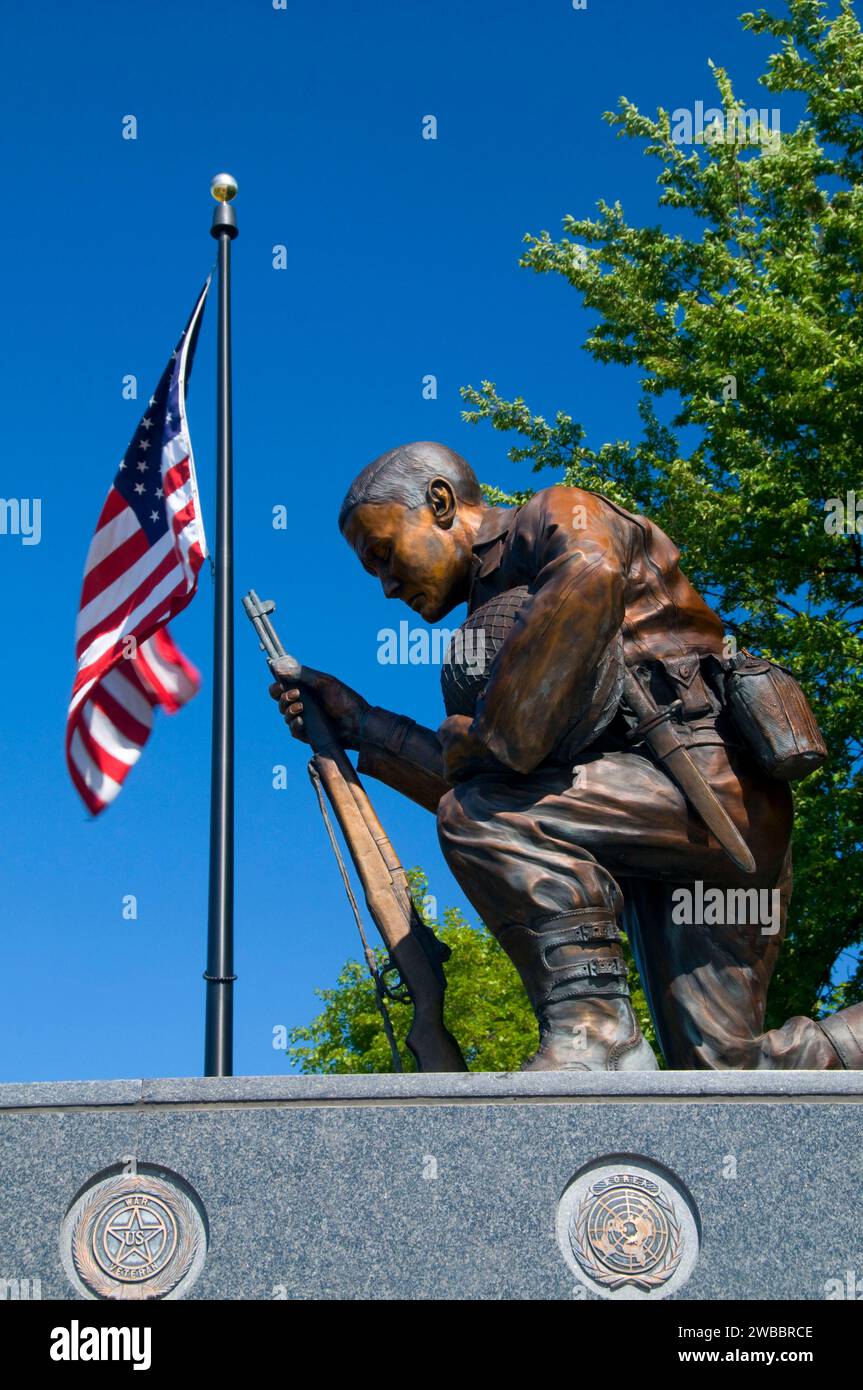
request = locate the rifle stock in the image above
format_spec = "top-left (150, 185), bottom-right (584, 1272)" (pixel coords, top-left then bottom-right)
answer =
top-left (243, 590), bottom-right (467, 1073)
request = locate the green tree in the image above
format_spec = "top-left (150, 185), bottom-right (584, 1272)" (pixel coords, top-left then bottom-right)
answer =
top-left (462, 0), bottom-right (863, 1026)
top-left (288, 871), bottom-right (659, 1072)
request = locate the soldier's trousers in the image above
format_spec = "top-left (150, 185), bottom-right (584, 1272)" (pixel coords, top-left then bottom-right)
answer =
top-left (436, 732), bottom-right (842, 1069)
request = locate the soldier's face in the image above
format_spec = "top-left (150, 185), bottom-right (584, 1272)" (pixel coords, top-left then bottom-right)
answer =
top-left (343, 500), bottom-right (470, 622)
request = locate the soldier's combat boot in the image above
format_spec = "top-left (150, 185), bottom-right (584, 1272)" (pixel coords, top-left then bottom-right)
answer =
top-left (816, 1003), bottom-right (863, 1069)
top-left (496, 909), bottom-right (659, 1071)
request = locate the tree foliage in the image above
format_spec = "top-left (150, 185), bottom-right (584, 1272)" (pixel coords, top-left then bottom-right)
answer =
top-left (461, 0), bottom-right (863, 1023)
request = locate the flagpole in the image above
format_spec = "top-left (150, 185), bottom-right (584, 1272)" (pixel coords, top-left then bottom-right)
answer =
top-left (204, 174), bottom-right (239, 1077)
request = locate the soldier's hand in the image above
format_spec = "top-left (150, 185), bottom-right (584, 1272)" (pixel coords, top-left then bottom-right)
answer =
top-left (268, 661), bottom-right (369, 750)
top-left (437, 714), bottom-right (503, 784)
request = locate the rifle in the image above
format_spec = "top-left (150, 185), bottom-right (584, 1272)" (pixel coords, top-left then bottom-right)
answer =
top-left (243, 590), bottom-right (467, 1073)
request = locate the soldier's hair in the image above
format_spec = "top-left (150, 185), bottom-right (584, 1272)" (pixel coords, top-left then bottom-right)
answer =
top-left (338, 442), bottom-right (482, 529)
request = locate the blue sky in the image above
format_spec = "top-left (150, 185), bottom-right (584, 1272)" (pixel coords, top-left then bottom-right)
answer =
top-left (0, 0), bottom-right (785, 1081)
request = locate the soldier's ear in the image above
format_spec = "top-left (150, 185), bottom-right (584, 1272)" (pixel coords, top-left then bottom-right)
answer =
top-left (427, 476), bottom-right (457, 528)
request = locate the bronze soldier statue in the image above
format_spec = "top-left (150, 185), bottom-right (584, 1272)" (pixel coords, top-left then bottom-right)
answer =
top-left (270, 441), bottom-right (863, 1072)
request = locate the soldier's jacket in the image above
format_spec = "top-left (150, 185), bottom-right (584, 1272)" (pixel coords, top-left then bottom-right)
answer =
top-left (466, 486), bottom-right (726, 773)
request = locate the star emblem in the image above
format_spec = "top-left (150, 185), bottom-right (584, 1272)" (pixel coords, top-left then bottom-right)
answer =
top-left (103, 1205), bottom-right (165, 1268)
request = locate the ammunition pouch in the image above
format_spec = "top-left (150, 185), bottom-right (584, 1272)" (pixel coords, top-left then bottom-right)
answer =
top-left (661, 654), bottom-right (721, 720)
top-left (621, 655), bottom-right (728, 751)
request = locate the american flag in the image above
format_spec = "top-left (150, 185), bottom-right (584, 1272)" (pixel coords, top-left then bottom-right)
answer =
top-left (67, 281), bottom-right (210, 814)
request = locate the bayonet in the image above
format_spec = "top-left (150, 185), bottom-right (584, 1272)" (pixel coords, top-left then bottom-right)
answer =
top-left (623, 668), bottom-right (756, 876)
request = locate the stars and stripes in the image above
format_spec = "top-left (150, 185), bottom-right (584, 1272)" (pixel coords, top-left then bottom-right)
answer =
top-left (66, 280), bottom-right (210, 814)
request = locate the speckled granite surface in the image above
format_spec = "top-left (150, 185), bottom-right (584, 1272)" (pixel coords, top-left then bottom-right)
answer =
top-left (1, 1072), bottom-right (861, 1300)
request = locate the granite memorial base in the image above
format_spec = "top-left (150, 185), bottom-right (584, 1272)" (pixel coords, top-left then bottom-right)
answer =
top-left (0, 1071), bottom-right (861, 1301)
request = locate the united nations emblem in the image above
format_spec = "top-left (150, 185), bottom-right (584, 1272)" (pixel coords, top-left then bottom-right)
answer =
top-left (556, 1158), bottom-right (700, 1300)
top-left (60, 1169), bottom-right (207, 1300)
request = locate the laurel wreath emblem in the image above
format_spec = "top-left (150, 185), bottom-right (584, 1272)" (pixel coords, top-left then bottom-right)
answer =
top-left (70, 1174), bottom-right (202, 1301)
top-left (569, 1181), bottom-right (684, 1292)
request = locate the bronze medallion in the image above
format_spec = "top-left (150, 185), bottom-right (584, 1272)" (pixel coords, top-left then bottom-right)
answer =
top-left (557, 1158), bottom-right (699, 1299)
top-left (61, 1170), bottom-right (207, 1300)
top-left (570, 1173), bottom-right (683, 1291)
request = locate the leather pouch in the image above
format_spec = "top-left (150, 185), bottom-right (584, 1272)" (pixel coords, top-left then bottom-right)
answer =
top-left (725, 650), bottom-right (827, 781)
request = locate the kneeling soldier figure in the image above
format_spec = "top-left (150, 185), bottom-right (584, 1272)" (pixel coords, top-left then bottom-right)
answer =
top-left (271, 441), bottom-right (863, 1072)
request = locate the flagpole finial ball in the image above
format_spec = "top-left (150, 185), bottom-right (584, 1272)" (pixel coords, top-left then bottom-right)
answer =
top-left (210, 173), bottom-right (238, 203)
